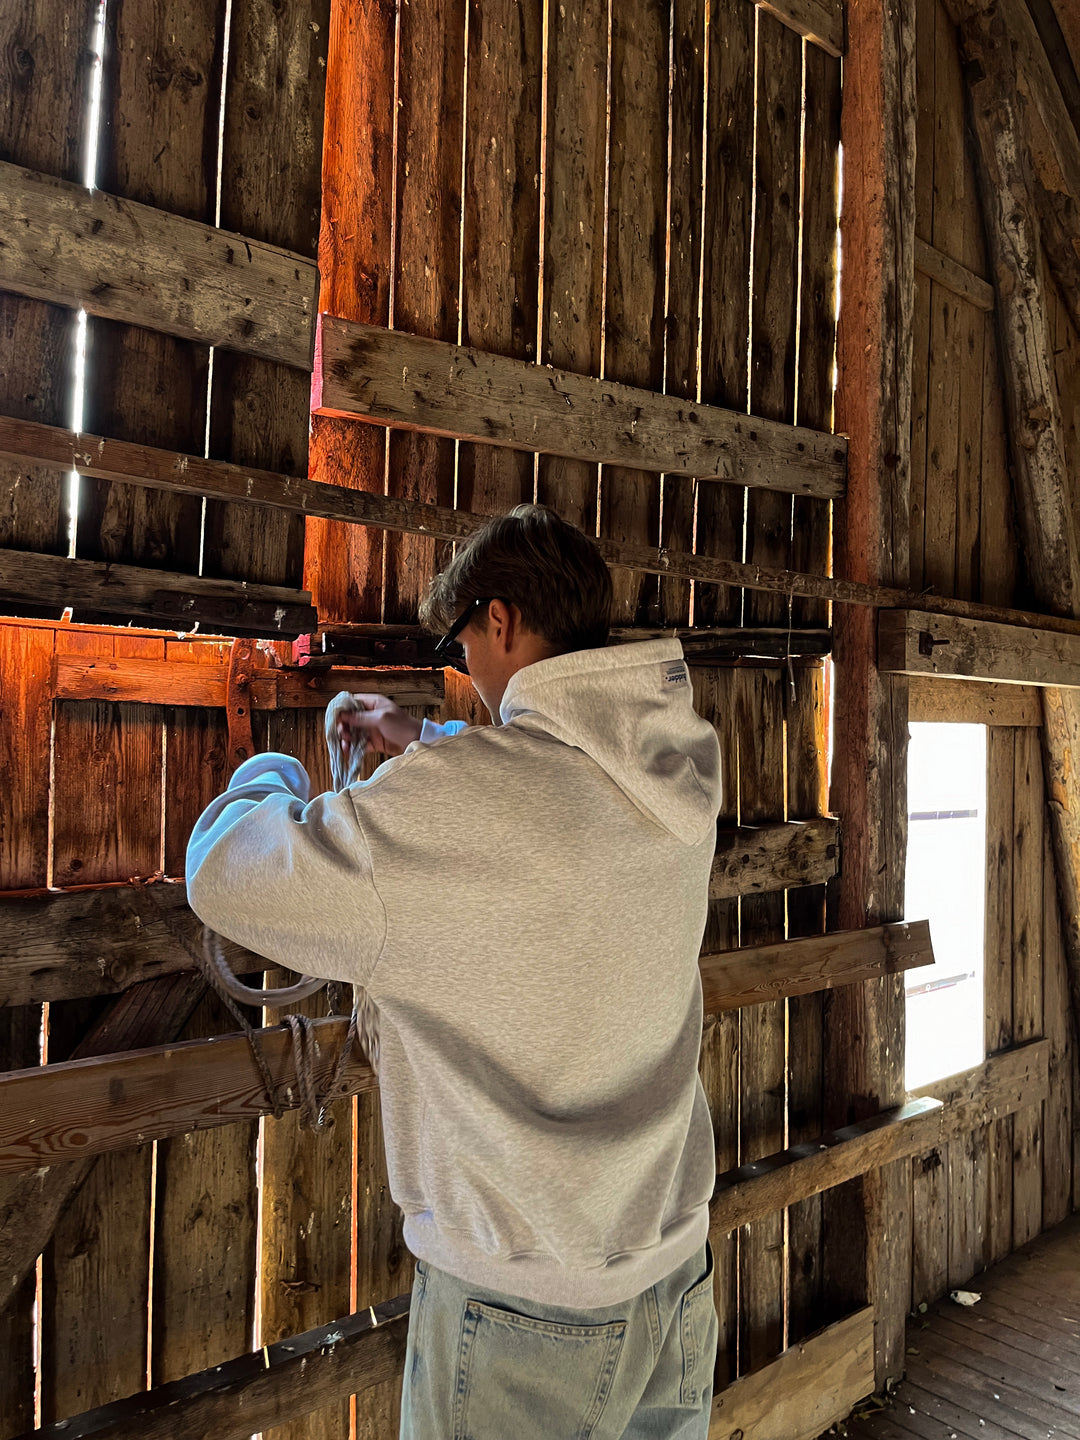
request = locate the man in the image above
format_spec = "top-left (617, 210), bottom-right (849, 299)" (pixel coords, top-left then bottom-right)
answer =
top-left (187, 504), bottom-right (722, 1439)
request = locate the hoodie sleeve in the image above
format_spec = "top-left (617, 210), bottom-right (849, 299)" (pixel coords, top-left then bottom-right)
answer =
top-left (419, 718), bottom-right (469, 744)
top-left (185, 752), bottom-right (387, 987)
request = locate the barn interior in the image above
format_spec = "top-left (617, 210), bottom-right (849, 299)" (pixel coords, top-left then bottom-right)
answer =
top-left (3, 0), bottom-right (1080, 1435)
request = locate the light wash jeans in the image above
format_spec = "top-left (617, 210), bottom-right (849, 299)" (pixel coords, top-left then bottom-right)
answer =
top-left (399, 1243), bottom-right (717, 1440)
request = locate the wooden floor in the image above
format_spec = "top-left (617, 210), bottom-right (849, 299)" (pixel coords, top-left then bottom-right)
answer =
top-left (842, 1213), bottom-right (1080, 1440)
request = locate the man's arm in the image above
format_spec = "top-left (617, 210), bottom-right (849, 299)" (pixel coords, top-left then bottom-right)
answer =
top-left (186, 753), bottom-right (387, 987)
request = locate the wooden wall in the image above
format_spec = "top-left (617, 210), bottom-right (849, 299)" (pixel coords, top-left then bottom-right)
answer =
top-left (3, 0), bottom-right (1078, 1435)
top-left (904, 0), bottom-right (1078, 1311)
top-left (0, 0), bottom-right (850, 1432)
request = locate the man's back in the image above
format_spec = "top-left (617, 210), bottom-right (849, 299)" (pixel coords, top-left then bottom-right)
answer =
top-left (188, 640), bottom-right (721, 1308)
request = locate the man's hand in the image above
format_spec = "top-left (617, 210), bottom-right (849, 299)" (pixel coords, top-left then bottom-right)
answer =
top-left (337, 694), bottom-right (423, 757)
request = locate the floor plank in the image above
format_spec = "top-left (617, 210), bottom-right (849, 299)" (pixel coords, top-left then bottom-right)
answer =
top-left (841, 1215), bottom-right (1080, 1440)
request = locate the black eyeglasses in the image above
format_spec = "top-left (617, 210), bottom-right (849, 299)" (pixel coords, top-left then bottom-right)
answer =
top-left (433, 597), bottom-right (491, 668)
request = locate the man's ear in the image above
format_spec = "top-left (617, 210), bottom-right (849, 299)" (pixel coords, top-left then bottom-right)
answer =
top-left (488, 598), bottom-right (517, 650)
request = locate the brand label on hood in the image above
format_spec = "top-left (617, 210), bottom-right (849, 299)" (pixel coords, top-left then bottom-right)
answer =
top-left (662, 662), bottom-right (689, 688)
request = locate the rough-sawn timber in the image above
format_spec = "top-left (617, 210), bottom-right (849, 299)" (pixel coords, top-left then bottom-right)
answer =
top-left (313, 316), bottom-right (847, 498)
top-left (878, 609), bottom-right (1080, 688)
top-left (0, 161), bottom-right (318, 370)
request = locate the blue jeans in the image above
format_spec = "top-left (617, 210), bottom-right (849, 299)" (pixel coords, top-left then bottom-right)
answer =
top-left (399, 1243), bottom-right (717, 1440)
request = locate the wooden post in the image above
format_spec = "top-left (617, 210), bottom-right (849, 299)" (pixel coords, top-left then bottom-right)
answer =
top-left (826, 0), bottom-right (916, 1392)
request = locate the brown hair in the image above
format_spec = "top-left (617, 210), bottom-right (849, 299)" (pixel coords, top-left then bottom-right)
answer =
top-left (419, 504), bottom-right (613, 653)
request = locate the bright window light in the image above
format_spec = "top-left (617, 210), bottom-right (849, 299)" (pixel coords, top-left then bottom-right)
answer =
top-left (904, 722), bottom-right (987, 1090)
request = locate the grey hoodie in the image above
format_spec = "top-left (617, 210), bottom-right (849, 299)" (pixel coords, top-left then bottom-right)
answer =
top-left (186, 638), bottom-right (722, 1307)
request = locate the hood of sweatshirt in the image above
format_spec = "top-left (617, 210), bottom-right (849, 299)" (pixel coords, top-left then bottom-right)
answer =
top-left (499, 638), bottom-right (722, 843)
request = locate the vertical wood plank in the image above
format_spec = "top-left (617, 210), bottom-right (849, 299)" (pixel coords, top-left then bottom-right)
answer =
top-left (0, 620), bottom-right (54, 1437)
top-left (659, 0), bottom-right (705, 627)
top-left (42, 633), bottom-right (164, 1425)
top-left (922, 280), bottom-right (961, 598)
top-left (910, 269), bottom-right (932, 596)
top-left (693, 666), bottom-right (740, 1387)
top-left (0, 1004), bottom-right (40, 1439)
top-left (0, 622), bottom-right (55, 891)
top-left (978, 322), bottom-right (1019, 608)
top-left (456, 0), bottom-right (542, 520)
top-left (786, 664), bottom-right (828, 1343)
top-left (1042, 824), bottom-right (1072, 1229)
top-left (76, 0), bottom-right (221, 577)
top-left (153, 638), bottom-right (257, 1387)
top-left (203, 0), bottom-right (330, 588)
top-left (305, 0), bottom-right (396, 626)
top-left (536, 0), bottom-right (607, 530)
top-left (696, 0), bottom-right (755, 627)
top-left (791, 43), bottom-right (840, 629)
top-left (384, 0), bottom-right (466, 623)
top-left (1012, 726), bottom-right (1044, 1249)
top-left (599, 0), bottom-right (667, 624)
top-left (984, 726), bottom-right (1014, 1267)
top-left (736, 667), bottom-right (787, 1372)
top-left (914, 0), bottom-right (935, 242)
top-left (954, 301), bottom-right (984, 601)
top-left (40, 1147), bottom-right (153, 1423)
top-left (0, 1), bottom-right (95, 580)
top-left (258, 709), bottom-right (352, 1440)
top-left (744, 12), bottom-right (800, 630)
top-left (911, 1147), bottom-right (948, 1307)
top-left (51, 633), bottom-right (165, 888)
top-left (946, 1127), bottom-right (979, 1287)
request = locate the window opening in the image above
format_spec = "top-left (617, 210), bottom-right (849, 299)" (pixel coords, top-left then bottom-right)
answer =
top-left (904, 721), bottom-right (987, 1089)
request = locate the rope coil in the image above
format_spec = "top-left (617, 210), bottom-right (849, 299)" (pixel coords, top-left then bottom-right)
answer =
top-left (162, 690), bottom-right (384, 1129)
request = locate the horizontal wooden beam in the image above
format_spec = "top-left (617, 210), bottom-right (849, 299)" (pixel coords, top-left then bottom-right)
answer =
top-left (0, 548), bottom-right (316, 638)
top-left (707, 1040), bottom-right (1047, 1239)
top-left (908, 676), bottom-right (1042, 725)
top-left (313, 317), bottom-right (847, 499)
top-left (914, 235), bottom-right (995, 310)
top-left (0, 1016), bottom-right (376, 1175)
top-left (8, 414), bottom-right (1080, 639)
top-left (305, 623), bottom-right (834, 668)
top-left (757, 0), bottom-right (844, 57)
top-left (709, 817), bottom-right (839, 900)
top-left (708, 1308), bottom-right (874, 1438)
top-left (699, 920), bottom-right (933, 1013)
top-left (709, 1098), bottom-right (944, 1234)
top-left (912, 1038), bottom-right (1049, 1143)
top-left (0, 835), bottom-right (864, 1013)
top-left (0, 923), bottom-right (931, 1169)
top-left (0, 883), bottom-right (253, 1007)
top-left (19, 1295), bottom-right (411, 1440)
top-left (51, 656), bottom-right (444, 710)
top-left (878, 608), bottom-right (1080, 687)
top-left (18, 1294), bottom-right (867, 1440)
top-left (0, 161), bottom-right (317, 370)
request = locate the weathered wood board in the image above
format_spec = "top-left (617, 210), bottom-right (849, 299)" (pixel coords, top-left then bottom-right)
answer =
top-left (0, 548), bottom-right (316, 635)
top-left (880, 608), bottom-right (1080, 687)
top-left (51, 656), bottom-right (442, 709)
top-left (313, 318), bottom-right (847, 496)
top-left (0, 161), bottom-right (317, 369)
top-left (699, 922), bottom-right (933, 1015)
top-left (708, 1308), bottom-right (875, 1440)
top-left (0, 1016), bottom-right (374, 1174)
